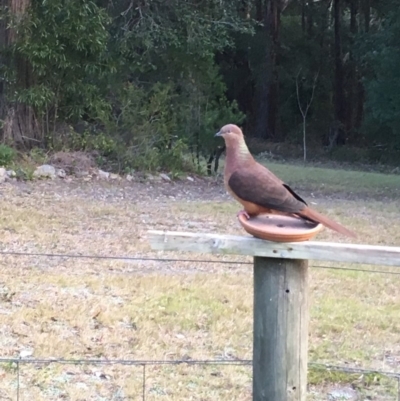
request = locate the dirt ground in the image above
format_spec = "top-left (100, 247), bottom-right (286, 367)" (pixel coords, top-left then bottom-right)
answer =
top-left (0, 171), bottom-right (399, 400)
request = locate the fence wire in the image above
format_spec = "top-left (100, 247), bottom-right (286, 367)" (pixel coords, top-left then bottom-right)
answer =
top-left (1, 250), bottom-right (400, 399)
top-left (0, 249), bottom-right (399, 275)
top-left (2, 357), bottom-right (400, 400)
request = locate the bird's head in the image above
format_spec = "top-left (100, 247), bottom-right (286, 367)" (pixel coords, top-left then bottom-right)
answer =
top-left (215, 124), bottom-right (251, 159)
top-left (215, 124), bottom-right (244, 142)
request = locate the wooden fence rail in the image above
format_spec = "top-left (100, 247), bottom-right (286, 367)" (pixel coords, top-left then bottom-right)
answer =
top-left (148, 230), bottom-right (400, 401)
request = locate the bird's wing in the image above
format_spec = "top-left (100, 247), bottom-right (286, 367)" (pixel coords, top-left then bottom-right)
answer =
top-left (227, 163), bottom-right (307, 213)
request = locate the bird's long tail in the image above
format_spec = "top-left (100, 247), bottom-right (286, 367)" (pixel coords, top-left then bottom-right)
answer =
top-left (298, 206), bottom-right (357, 238)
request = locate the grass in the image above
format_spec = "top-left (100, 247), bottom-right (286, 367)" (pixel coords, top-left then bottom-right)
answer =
top-left (0, 161), bottom-right (399, 399)
top-left (255, 159), bottom-right (400, 199)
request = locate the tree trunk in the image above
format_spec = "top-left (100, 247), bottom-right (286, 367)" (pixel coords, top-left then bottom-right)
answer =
top-left (255, 0), bottom-right (263, 22)
top-left (351, 0), bottom-right (369, 133)
top-left (345, 0), bottom-right (358, 140)
top-left (307, 0), bottom-right (314, 37)
top-left (318, 0), bottom-right (331, 51)
top-left (0, 0), bottom-right (41, 148)
top-left (355, 81), bottom-right (364, 132)
top-left (267, 0), bottom-right (281, 141)
top-left (0, 1), bottom-right (6, 125)
top-left (253, 0), bottom-right (268, 139)
top-left (253, 0), bottom-right (288, 141)
top-left (254, 80), bottom-right (269, 139)
top-left (254, 0), bottom-right (281, 141)
top-left (333, 0), bottom-right (346, 145)
top-left (363, 0), bottom-right (370, 33)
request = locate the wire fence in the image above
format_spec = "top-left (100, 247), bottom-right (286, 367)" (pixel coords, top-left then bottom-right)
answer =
top-left (1, 250), bottom-right (400, 399)
top-left (1, 357), bottom-right (252, 401)
top-left (2, 357), bottom-right (400, 401)
top-left (1, 249), bottom-right (400, 275)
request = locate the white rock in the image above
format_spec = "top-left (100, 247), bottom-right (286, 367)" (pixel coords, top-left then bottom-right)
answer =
top-left (6, 170), bottom-right (16, 178)
top-left (109, 173), bottom-right (120, 180)
top-left (0, 167), bottom-right (7, 183)
top-left (187, 176), bottom-right (194, 182)
top-left (19, 349), bottom-right (33, 358)
top-left (33, 164), bottom-right (56, 179)
top-left (97, 169), bottom-right (110, 180)
top-left (160, 173), bottom-right (171, 181)
top-left (328, 387), bottom-right (358, 401)
top-left (95, 371), bottom-right (109, 380)
top-left (56, 168), bottom-right (66, 178)
top-left (126, 174), bottom-right (134, 182)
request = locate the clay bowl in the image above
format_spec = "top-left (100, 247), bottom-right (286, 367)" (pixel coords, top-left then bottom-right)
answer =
top-left (238, 213), bottom-right (323, 242)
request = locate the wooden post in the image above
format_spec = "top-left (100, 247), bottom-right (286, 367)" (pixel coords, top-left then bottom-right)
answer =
top-left (147, 231), bottom-right (400, 267)
top-left (253, 257), bottom-right (308, 401)
top-left (148, 230), bottom-right (400, 400)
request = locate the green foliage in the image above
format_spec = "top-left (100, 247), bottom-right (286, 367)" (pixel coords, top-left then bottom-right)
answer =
top-left (13, 166), bottom-right (35, 181)
top-left (0, 144), bottom-right (16, 167)
top-left (107, 0), bottom-right (253, 65)
top-left (29, 148), bottom-right (48, 165)
top-left (172, 61), bottom-right (246, 168)
top-left (0, 0), bottom-right (251, 172)
top-left (98, 82), bottom-right (189, 173)
top-left (357, 3), bottom-right (400, 149)
top-left (3, 0), bottom-right (112, 130)
top-left (2, 0), bottom-right (399, 170)
top-left (278, 10), bottom-right (333, 143)
top-left (1, 362), bottom-right (18, 374)
top-left (68, 129), bottom-right (116, 157)
top-left (328, 146), bottom-right (369, 164)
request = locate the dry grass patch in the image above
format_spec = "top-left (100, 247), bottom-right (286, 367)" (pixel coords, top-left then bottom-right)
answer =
top-left (0, 263), bottom-right (253, 399)
top-left (0, 163), bottom-right (399, 399)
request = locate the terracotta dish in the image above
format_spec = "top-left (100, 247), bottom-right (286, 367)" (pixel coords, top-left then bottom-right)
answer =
top-left (238, 213), bottom-right (323, 242)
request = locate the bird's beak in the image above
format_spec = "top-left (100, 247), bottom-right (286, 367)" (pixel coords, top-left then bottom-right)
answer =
top-left (214, 131), bottom-right (222, 137)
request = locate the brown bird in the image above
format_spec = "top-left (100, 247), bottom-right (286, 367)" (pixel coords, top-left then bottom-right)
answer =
top-left (215, 124), bottom-right (356, 238)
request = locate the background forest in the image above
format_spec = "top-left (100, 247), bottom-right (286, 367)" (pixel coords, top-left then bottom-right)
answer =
top-left (0, 0), bottom-right (399, 173)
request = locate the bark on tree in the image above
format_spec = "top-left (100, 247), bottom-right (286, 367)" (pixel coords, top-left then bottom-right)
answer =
top-left (333, 0), bottom-right (346, 146)
top-left (0, 0), bottom-right (6, 126)
top-left (0, 0), bottom-right (41, 148)
top-left (254, 0), bottom-right (267, 139)
top-left (363, 0), bottom-right (370, 33)
top-left (318, 0), bottom-right (331, 52)
top-left (254, 0), bottom-right (283, 141)
top-left (353, 0), bottom-right (370, 130)
top-left (345, 0), bottom-right (359, 139)
top-left (307, 0), bottom-right (314, 37)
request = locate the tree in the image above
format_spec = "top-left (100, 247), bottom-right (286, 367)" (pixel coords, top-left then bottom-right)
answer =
top-left (296, 69), bottom-right (318, 161)
top-left (0, 0), bottom-right (40, 147)
top-left (333, 0), bottom-right (346, 146)
top-left (358, 3), bottom-right (400, 149)
top-left (252, 0), bottom-right (292, 141)
top-left (0, 0), bottom-right (398, 168)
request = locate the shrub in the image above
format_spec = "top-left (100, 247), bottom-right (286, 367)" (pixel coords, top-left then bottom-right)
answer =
top-left (0, 144), bottom-right (16, 166)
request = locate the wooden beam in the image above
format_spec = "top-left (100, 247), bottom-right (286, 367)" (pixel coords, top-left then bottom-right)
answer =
top-left (253, 257), bottom-right (309, 401)
top-left (148, 231), bottom-right (400, 267)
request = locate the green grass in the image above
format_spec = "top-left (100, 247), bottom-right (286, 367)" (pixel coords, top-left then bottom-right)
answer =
top-left (256, 159), bottom-right (400, 198)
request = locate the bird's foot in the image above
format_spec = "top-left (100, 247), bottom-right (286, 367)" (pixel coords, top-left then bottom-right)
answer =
top-left (237, 210), bottom-right (250, 220)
